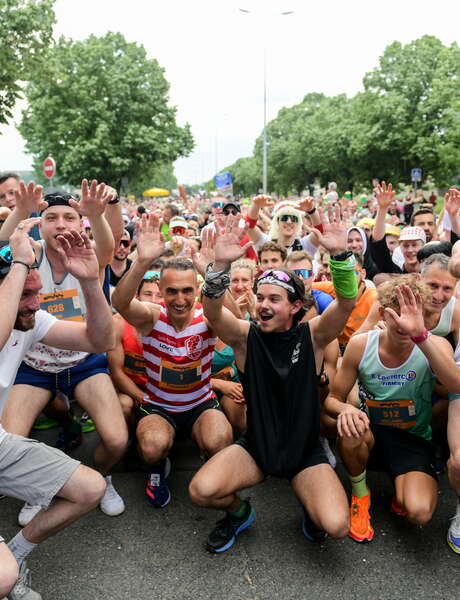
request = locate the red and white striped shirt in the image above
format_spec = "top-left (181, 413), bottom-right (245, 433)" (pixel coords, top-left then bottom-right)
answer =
top-left (141, 304), bottom-right (216, 412)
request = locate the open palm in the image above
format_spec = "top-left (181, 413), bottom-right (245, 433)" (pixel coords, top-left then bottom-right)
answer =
top-left (214, 214), bottom-right (251, 265)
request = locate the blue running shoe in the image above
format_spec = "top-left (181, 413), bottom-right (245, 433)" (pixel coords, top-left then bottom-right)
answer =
top-left (447, 510), bottom-right (460, 555)
top-left (146, 458), bottom-right (171, 508)
top-left (206, 499), bottom-right (256, 553)
top-left (302, 508), bottom-right (327, 543)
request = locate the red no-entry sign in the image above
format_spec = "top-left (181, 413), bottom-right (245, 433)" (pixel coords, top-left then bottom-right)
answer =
top-left (43, 156), bottom-right (56, 180)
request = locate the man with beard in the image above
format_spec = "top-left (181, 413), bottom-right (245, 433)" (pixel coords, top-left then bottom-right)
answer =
top-left (189, 210), bottom-right (357, 553)
top-left (109, 229), bottom-right (133, 286)
top-left (0, 218), bottom-right (113, 599)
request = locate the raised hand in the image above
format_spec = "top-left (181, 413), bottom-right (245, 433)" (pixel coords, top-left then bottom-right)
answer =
top-left (384, 285), bottom-right (425, 338)
top-left (297, 197), bottom-right (315, 213)
top-left (374, 181), bottom-right (394, 211)
top-left (252, 195), bottom-right (274, 210)
top-left (444, 188), bottom-right (460, 218)
top-left (136, 212), bottom-right (165, 265)
top-left (70, 179), bottom-right (110, 217)
top-left (14, 181), bottom-right (46, 216)
top-left (314, 206), bottom-right (348, 256)
top-left (214, 214), bottom-right (252, 268)
top-left (186, 227), bottom-right (215, 276)
top-left (9, 217), bottom-right (42, 265)
top-left (55, 230), bottom-right (99, 282)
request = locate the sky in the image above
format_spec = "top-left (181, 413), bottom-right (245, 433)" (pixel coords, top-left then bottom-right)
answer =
top-left (1, 0), bottom-right (459, 186)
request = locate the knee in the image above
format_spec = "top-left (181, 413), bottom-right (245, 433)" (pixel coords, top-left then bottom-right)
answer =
top-left (448, 449), bottom-right (460, 478)
top-left (0, 550), bottom-right (19, 597)
top-left (76, 469), bottom-right (107, 508)
top-left (102, 430), bottom-right (129, 458)
top-left (321, 510), bottom-right (349, 539)
top-left (201, 431), bottom-right (233, 457)
top-left (137, 430), bottom-right (171, 463)
top-left (405, 502), bottom-right (435, 526)
top-left (189, 473), bottom-right (220, 507)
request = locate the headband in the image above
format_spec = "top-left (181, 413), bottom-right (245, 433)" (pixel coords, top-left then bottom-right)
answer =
top-left (257, 275), bottom-right (296, 295)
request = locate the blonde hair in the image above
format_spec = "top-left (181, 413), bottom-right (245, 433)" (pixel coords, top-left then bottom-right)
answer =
top-left (377, 274), bottom-right (430, 312)
top-left (230, 258), bottom-right (257, 280)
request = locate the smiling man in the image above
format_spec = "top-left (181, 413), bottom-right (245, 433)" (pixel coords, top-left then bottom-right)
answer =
top-left (189, 210), bottom-right (357, 553)
top-left (112, 213), bottom-right (233, 509)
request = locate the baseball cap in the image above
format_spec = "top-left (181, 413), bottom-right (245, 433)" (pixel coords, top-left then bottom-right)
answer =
top-left (399, 226), bottom-right (426, 243)
top-left (223, 201), bottom-right (241, 213)
top-left (169, 216), bottom-right (188, 230)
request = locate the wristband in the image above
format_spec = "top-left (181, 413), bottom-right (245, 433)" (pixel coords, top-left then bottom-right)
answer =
top-left (108, 196), bottom-right (119, 205)
top-left (306, 207), bottom-right (316, 215)
top-left (245, 216), bottom-right (258, 229)
top-left (329, 255), bottom-right (358, 299)
top-left (410, 329), bottom-right (429, 344)
top-left (202, 263), bottom-right (231, 299)
top-left (331, 250), bottom-right (353, 261)
top-left (11, 260), bottom-right (32, 271)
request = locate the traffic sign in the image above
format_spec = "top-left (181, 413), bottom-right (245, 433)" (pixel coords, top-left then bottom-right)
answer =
top-left (43, 156), bottom-right (56, 180)
top-left (411, 168), bottom-right (422, 182)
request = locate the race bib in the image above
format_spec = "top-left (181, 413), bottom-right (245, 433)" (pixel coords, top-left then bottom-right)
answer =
top-left (366, 398), bottom-right (416, 430)
top-left (159, 359), bottom-right (201, 390)
top-left (39, 289), bottom-right (83, 322)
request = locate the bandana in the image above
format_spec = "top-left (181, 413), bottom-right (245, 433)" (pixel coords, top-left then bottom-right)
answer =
top-left (257, 275), bottom-right (296, 295)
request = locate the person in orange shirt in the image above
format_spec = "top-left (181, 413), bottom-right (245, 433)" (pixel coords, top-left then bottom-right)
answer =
top-left (312, 254), bottom-right (376, 349)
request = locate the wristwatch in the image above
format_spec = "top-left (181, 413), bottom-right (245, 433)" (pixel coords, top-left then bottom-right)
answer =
top-left (330, 250), bottom-right (353, 261)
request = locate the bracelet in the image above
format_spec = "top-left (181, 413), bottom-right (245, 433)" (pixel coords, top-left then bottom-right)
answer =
top-left (246, 216), bottom-right (258, 229)
top-left (410, 329), bottom-right (429, 344)
top-left (202, 263), bottom-right (231, 299)
top-left (11, 260), bottom-right (32, 271)
top-left (108, 196), bottom-right (119, 205)
top-left (331, 250), bottom-right (353, 261)
top-left (306, 207), bottom-right (316, 215)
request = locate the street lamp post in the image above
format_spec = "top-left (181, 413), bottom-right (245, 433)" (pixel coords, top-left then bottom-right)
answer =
top-left (239, 8), bottom-right (293, 194)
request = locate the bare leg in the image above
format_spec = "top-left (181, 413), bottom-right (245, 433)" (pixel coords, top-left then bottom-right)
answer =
top-left (117, 392), bottom-right (136, 429)
top-left (219, 396), bottom-right (247, 436)
top-left (291, 463), bottom-right (349, 538)
top-left (191, 409), bottom-right (233, 457)
top-left (21, 465), bottom-right (106, 544)
top-left (136, 414), bottom-right (175, 465)
top-left (337, 430), bottom-right (374, 476)
top-left (394, 472), bottom-right (438, 525)
top-left (75, 374), bottom-right (128, 474)
top-left (1, 385), bottom-right (52, 436)
top-left (447, 398), bottom-right (460, 497)
top-left (189, 444), bottom-right (264, 512)
top-left (0, 543), bottom-right (19, 598)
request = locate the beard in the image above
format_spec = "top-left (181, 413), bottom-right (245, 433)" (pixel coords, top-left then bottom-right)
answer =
top-left (14, 311), bottom-right (36, 331)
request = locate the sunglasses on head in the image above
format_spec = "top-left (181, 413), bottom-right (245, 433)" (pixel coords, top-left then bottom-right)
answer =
top-left (223, 208), bottom-right (239, 216)
top-left (293, 268), bottom-right (312, 279)
top-left (0, 245), bottom-right (39, 278)
top-left (143, 270), bottom-right (160, 281)
top-left (119, 239), bottom-right (130, 247)
top-left (259, 269), bottom-right (291, 282)
top-left (279, 214), bottom-right (299, 223)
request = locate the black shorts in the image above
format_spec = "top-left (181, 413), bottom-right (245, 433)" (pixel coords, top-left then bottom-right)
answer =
top-left (368, 424), bottom-right (437, 481)
top-left (236, 437), bottom-right (329, 481)
top-left (137, 397), bottom-right (222, 439)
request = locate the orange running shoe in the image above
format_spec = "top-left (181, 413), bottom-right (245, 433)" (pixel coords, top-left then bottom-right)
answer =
top-left (390, 496), bottom-right (407, 517)
top-left (349, 491), bottom-right (374, 543)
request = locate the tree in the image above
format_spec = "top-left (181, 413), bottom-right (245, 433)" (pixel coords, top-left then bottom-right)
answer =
top-left (129, 163), bottom-right (177, 198)
top-left (19, 32), bottom-right (194, 188)
top-left (0, 0), bottom-right (55, 125)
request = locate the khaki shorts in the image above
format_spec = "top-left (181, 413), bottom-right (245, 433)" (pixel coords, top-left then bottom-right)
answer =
top-left (0, 433), bottom-right (80, 508)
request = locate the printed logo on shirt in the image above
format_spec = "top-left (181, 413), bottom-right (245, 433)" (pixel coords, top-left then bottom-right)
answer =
top-left (185, 334), bottom-right (203, 360)
top-left (369, 370), bottom-right (417, 386)
top-left (291, 342), bottom-right (301, 364)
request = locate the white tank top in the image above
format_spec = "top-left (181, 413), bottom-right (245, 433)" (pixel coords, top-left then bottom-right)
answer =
top-left (23, 241), bottom-right (89, 373)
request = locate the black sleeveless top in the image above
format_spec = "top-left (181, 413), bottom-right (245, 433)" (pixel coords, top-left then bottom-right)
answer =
top-left (238, 322), bottom-right (320, 477)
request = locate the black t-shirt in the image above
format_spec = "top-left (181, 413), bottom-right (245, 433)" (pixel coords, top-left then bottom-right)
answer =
top-left (238, 322), bottom-right (320, 477)
top-left (109, 259), bottom-right (132, 286)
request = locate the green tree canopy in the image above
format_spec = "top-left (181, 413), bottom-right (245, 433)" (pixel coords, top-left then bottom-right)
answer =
top-left (0, 0), bottom-right (56, 125)
top-left (19, 32), bottom-right (194, 188)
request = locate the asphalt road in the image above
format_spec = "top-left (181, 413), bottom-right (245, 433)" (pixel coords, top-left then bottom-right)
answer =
top-left (1, 428), bottom-right (459, 600)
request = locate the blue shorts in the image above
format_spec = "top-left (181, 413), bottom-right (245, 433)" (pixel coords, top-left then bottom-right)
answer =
top-left (14, 353), bottom-right (109, 399)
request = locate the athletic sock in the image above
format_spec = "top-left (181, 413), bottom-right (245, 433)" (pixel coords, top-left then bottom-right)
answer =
top-left (349, 471), bottom-right (368, 498)
top-left (229, 500), bottom-right (247, 518)
top-left (8, 530), bottom-right (37, 565)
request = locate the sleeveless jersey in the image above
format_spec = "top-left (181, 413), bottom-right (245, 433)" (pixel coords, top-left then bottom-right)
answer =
top-left (358, 330), bottom-right (435, 440)
top-left (238, 322), bottom-right (320, 477)
top-left (429, 297), bottom-right (455, 337)
top-left (24, 240), bottom-right (88, 372)
top-left (122, 320), bottom-right (147, 390)
top-left (141, 305), bottom-right (216, 412)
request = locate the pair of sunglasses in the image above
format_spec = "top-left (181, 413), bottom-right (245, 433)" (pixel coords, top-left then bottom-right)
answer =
top-left (143, 270), bottom-right (161, 281)
top-left (171, 227), bottom-right (186, 235)
top-left (259, 269), bottom-right (291, 282)
top-left (119, 239), bottom-right (130, 248)
top-left (0, 245), bottom-right (39, 278)
top-left (293, 269), bottom-right (313, 279)
top-left (212, 201), bottom-right (225, 209)
top-left (279, 214), bottom-right (299, 223)
top-left (223, 208), bottom-right (240, 216)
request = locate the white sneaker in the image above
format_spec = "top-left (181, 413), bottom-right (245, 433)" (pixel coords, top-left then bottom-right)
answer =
top-left (99, 475), bottom-right (125, 516)
top-left (447, 507), bottom-right (460, 555)
top-left (7, 560), bottom-right (42, 599)
top-left (17, 504), bottom-right (42, 527)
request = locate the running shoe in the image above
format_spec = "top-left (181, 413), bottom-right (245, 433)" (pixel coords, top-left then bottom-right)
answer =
top-left (206, 499), bottom-right (256, 553)
top-left (7, 560), bottom-right (42, 599)
top-left (79, 412), bottom-right (96, 433)
top-left (55, 419), bottom-right (83, 453)
top-left (301, 507), bottom-right (327, 543)
top-left (145, 458), bottom-right (171, 508)
top-left (447, 511), bottom-right (460, 555)
top-left (390, 496), bottom-right (407, 517)
top-left (99, 475), bottom-right (125, 516)
top-left (349, 491), bottom-right (374, 543)
top-left (18, 503), bottom-right (42, 527)
top-left (32, 415), bottom-right (58, 431)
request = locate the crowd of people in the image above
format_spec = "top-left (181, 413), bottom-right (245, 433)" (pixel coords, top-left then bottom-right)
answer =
top-left (0, 171), bottom-right (459, 599)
